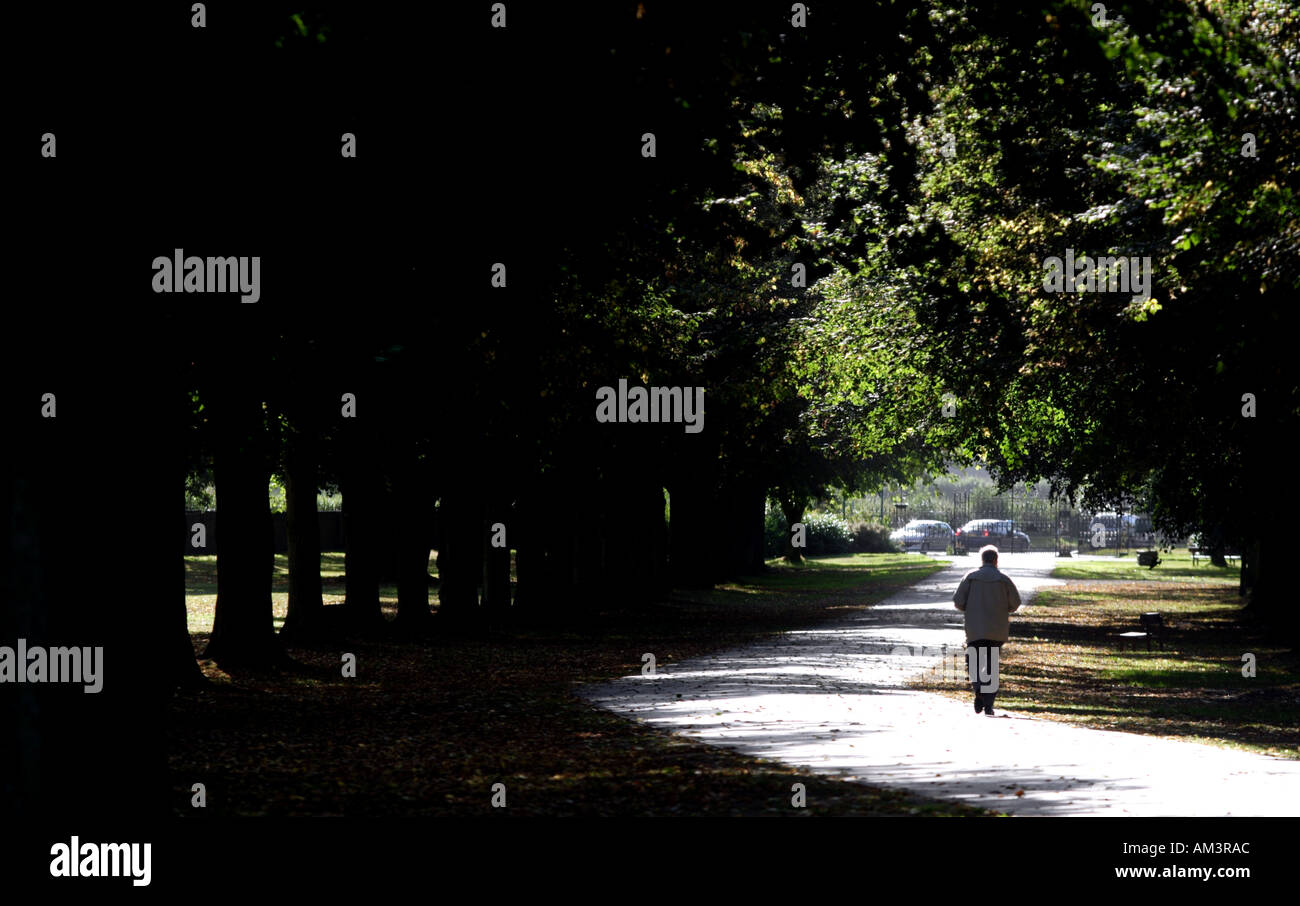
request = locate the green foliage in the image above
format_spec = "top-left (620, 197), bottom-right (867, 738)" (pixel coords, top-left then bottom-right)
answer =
top-left (850, 522), bottom-right (900, 554)
top-left (764, 505), bottom-right (787, 558)
top-left (182, 2), bottom-right (1294, 626)
top-left (185, 470), bottom-right (215, 510)
top-left (268, 476), bottom-right (287, 514)
top-left (273, 11), bottom-right (330, 48)
top-left (183, 476), bottom-right (342, 513)
top-left (185, 484), bottom-right (215, 511)
top-left (807, 0), bottom-right (1300, 567)
top-left (802, 511), bottom-right (854, 555)
top-left (765, 506), bottom-right (856, 557)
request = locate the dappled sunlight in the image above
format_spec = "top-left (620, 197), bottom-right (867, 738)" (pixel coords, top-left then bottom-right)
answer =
top-left (929, 580), bottom-right (1300, 759)
top-left (183, 553), bottom-right (419, 633)
top-left (584, 554), bottom-right (1300, 815)
top-left (1052, 550), bottom-right (1241, 584)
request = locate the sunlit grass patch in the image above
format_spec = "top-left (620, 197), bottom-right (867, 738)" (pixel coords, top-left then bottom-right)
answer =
top-left (750, 552), bottom-right (945, 591)
top-left (913, 580), bottom-right (1300, 758)
top-left (185, 553), bottom-right (408, 634)
top-left (1051, 548), bottom-right (1240, 583)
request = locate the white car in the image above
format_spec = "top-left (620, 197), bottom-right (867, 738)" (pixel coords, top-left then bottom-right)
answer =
top-left (890, 520), bottom-right (955, 553)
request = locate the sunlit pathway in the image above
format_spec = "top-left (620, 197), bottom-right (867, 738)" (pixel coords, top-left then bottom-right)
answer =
top-left (580, 553), bottom-right (1300, 815)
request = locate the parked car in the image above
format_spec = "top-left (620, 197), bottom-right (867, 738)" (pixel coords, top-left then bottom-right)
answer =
top-left (1087, 512), bottom-right (1137, 548)
top-left (889, 519), bottom-right (955, 553)
top-left (955, 518), bottom-right (1031, 554)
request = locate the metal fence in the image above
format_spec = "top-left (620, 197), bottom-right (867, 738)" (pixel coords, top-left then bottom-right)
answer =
top-left (888, 497), bottom-right (1162, 553)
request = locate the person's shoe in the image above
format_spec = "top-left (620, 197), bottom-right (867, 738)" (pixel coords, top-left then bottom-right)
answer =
top-left (984, 700), bottom-right (995, 716)
top-left (974, 695), bottom-right (983, 713)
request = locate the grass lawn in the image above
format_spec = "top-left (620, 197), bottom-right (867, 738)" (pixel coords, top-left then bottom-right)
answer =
top-left (1051, 548), bottom-right (1242, 583)
top-left (185, 552), bottom-right (402, 634)
top-left (174, 551), bottom-right (989, 815)
top-left (913, 580), bottom-right (1300, 758)
top-left (746, 551), bottom-right (950, 589)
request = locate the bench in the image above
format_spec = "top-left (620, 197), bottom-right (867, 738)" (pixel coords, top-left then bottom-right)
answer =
top-left (1117, 612), bottom-right (1164, 652)
top-left (1189, 547), bottom-right (1241, 566)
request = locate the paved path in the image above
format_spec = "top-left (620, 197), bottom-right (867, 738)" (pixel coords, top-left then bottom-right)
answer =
top-left (580, 553), bottom-right (1300, 815)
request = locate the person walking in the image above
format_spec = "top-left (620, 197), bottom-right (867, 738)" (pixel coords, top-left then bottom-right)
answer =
top-left (953, 545), bottom-right (1021, 716)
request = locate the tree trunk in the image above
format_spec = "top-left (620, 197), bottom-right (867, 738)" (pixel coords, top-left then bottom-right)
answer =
top-left (482, 497), bottom-right (512, 626)
top-left (511, 485), bottom-right (549, 621)
top-left (1206, 522), bottom-right (1228, 567)
top-left (1239, 539), bottom-right (1257, 599)
top-left (171, 450), bottom-right (205, 687)
top-left (513, 510), bottom-right (534, 614)
top-left (393, 460), bottom-right (435, 634)
top-left (204, 388), bottom-right (281, 668)
top-left (669, 475), bottom-right (715, 587)
top-left (1248, 532), bottom-right (1297, 642)
top-left (172, 581), bottom-right (205, 687)
top-left (437, 485), bottom-right (485, 631)
top-left (2, 473), bottom-right (44, 813)
top-left (160, 381), bottom-right (203, 687)
top-left (616, 478), bottom-right (669, 609)
top-left (650, 484), bottom-right (671, 598)
top-left (727, 481), bottom-right (768, 576)
top-left (747, 485), bottom-right (768, 573)
top-left (341, 463), bottom-right (385, 634)
top-left (281, 435), bottom-right (324, 640)
top-left (779, 494), bottom-right (806, 564)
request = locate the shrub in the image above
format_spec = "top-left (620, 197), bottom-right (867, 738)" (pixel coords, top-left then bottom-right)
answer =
top-left (764, 505), bottom-right (788, 558)
top-left (765, 508), bottom-right (853, 556)
top-left (801, 512), bottom-right (855, 555)
top-left (852, 522), bottom-right (900, 553)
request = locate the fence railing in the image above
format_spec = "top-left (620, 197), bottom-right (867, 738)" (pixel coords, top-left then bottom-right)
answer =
top-left (889, 501), bottom-right (1163, 552)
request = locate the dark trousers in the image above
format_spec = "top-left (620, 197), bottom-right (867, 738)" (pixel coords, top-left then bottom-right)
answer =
top-left (966, 639), bottom-right (1004, 709)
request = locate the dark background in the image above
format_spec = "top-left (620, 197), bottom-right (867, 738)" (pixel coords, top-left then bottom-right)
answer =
top-left (3, 3), bottom-right (425, 818)
top-left (0, 2), bottom-right (1287, 890)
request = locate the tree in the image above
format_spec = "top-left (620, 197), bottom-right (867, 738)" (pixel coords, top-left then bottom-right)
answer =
top-left (874, 1), bottom-right (1297, 635)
